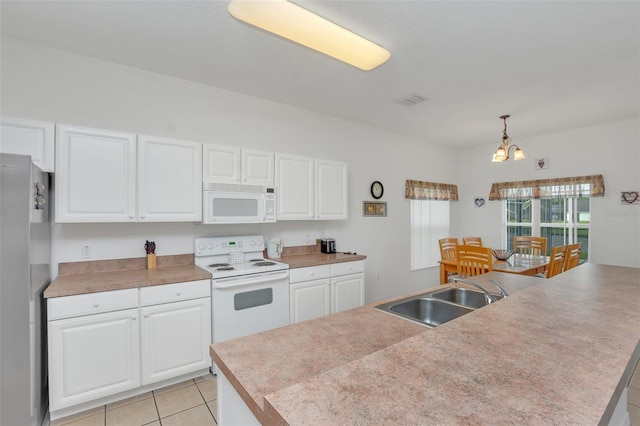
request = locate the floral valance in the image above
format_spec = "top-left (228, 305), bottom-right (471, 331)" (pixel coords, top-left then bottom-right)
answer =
top-left (488, 174), bottom-right (605, 200)
top-left (405, 180), bottom-right (459, 201)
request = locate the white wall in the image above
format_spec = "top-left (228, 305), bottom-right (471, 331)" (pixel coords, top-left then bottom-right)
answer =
top-left (1, 37), bottom-right (461, 302)
top-left (2, 37), bottom-right (637, 305)
top-left (457, 118), bottom-right (640, 267)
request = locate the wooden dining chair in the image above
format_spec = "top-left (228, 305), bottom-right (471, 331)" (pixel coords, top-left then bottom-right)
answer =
top-left (439, 238), bottom-right (459, 283)
top-left (456, 244), bottom-right (493, 278)
top-left (513, 236), bottom-right (547, 257)
top-left (462, 236), bottom-right (483, 247)
top-left (439, 238), bottom-right (458, 261)
top-left (546, 245), bottom-right (568, 278)
top-left (563, 242), bottom-right (583, 271)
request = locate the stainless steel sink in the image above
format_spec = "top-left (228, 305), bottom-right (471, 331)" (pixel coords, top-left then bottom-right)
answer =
top-left (388, 298), bottom-right (473, 327)
top-left (375, 286), bottom-right (501, 328)
top-left (430, 287), bottom-right (497, 309)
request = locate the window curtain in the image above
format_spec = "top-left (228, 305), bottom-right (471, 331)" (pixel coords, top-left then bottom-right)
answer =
top-left (488, 175), bottom-right (605, 200)
top-left (405, 180), bottom-right (459, 201)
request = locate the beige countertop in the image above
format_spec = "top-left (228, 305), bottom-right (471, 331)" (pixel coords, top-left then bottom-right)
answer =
top-left (210, 264), bottom-right (640, 425)
top-left (44, 254), bottom-right (211, 298)
top-left (276, 252), bottom-right (367, 269)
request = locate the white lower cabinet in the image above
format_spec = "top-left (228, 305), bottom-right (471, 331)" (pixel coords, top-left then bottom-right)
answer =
top-left (48, 280), bottom-right (211, 419)
top-left (48, 307), bottom-right (140, 410)
top-left (140, 288), bottom-right (211, 384)
top-left (289, 261), bottom-right (365, 324)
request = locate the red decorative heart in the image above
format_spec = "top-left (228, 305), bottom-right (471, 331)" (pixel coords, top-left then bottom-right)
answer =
top-left (474, 198), bottom-right (485, 207)
top-left (622, 192), bottom-right (639, 204)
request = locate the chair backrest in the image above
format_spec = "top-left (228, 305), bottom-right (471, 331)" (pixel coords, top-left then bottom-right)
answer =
top-left (563, 242), bottom-right (583, 271)
top-left (456, 244), bottom-right (492, 277)
top-left (439, 238), bottom-right (459, 261)
top-left (513, 236), bottom-right (547, 257)
top-left (463, 236), bottom-right (483, 247)
top-left (546, 245), bottom-right (568, 278)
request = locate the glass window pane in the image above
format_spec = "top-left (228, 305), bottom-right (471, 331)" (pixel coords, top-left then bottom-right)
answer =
top-left (576, 228), bottom-right (589, 260)
top-left (506, 200), bottom-right (531, 223)
top-left (575, 198), bottom-right (590, 224)
top-left (540, 199), bottom-right (566, 224)
top-left (541, 226), bottom-right (568, 255)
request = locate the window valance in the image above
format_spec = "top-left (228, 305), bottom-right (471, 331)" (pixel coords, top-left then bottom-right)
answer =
top-left (405, 180), bottom-right (459, 201)
top-left (488, 174), bottom-right (605, 200)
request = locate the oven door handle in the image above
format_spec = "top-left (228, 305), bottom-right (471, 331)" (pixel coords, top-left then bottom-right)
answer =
top-left (212, 270), bottom-right (289, 289)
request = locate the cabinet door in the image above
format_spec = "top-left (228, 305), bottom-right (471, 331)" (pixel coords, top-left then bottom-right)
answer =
top-left (315, 159), bottom-right (348, 220)
top-left (203, 144), bottom-right (241, 184)
top-left (275, 153), bottom-right (314, 220)
top-left (138, 135), bottom-right (202, 222)
top-left (0, 116), bottom-right (55, 172)
top-left (48, 309), bottom-right (140, 410)
top-left (331, 273), bottom-right (365, 314)
top-left (242, 149), bottom-right (274, 186)
top-left (140, 298), bottom-right (211, 385)
top-left (55, 125), bottom-right (136, 222)
top-left (290, 279), bottom-right (331, 324)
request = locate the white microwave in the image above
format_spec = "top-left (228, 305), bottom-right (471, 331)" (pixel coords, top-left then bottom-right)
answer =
top-left (203, 183), bottom-right (276, 224)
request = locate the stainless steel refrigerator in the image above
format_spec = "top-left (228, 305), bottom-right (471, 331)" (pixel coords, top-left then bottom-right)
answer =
top-left (1, 153), bottom-right (50, 426)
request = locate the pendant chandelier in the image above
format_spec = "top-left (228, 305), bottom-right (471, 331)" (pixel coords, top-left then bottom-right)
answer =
top-left (491, 115), bottom-right (525, 162)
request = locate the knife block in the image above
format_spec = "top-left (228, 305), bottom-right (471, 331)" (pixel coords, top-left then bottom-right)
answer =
top-left (147, 254), bottom-right (157, 269)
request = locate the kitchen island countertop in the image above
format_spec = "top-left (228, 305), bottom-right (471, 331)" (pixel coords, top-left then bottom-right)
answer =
top-left (210, 264), bottom-right (640, 425)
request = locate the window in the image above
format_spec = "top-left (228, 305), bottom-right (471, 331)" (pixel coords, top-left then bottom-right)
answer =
top-left (503, 198), bottom-right (590, 260)
top-left (492, 175), bottom-right (601, 261)
top-left (411, 200), bottom-right (450, 270)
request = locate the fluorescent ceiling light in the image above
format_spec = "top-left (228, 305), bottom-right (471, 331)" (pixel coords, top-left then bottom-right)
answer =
top-left (228, 0), bottom-right (391, 71)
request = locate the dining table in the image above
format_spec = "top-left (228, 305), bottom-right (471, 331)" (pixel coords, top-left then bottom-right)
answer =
top-left (438, 253), bottom-right (550, 284)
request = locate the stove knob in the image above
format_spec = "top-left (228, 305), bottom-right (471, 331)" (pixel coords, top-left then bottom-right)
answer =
top-left (250, 240), bottom-right (256, 246)
top-left (199, 243), bottom-right (206, 251)
top-left (208, 243), bottom-right (214, 249)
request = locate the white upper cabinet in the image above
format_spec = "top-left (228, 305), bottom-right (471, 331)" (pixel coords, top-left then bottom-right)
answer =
top-left (275, 153), bottom-right (315, 220)
top-left (276, 154), bottom-right (347, 220)
top-left (56, 124), bottom-right (137, 222)
top-left (203, 144), bottom-right (240, 184)
top-left (315, 158), bottom-right (348, 220)
top-left (242, 148), bottom-right (274, 185)
top-left (1, 116), bottom-right (55, 172)
top-left (203, 145), bottom-right (274, 186)
top-left (137, 135), bottom-right (202, 222)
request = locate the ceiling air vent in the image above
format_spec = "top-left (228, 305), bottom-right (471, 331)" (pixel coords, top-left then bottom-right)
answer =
top-left (394, 93), bottom-right (428, 107)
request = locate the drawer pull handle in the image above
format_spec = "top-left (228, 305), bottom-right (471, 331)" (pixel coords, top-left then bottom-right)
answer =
top-left (176, 291), bottom-right (182, 296)
top-left (143, 313), bottom-right (149, 318)
top-left (93, 302), bottom-right (100, 308)
top-left (132, 315), bottom-right (138, 320)
top-left (310, 272), bottom-right (315, 277)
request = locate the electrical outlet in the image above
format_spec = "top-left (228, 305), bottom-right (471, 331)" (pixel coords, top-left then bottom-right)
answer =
top-left (81, 244), bottom-right (92, 259)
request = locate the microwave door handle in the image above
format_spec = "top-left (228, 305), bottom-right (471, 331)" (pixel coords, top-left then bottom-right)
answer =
top-left (213, 271), bottom-right (289, 289)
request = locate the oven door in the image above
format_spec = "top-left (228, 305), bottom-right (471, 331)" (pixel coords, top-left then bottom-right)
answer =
top-left (211, 270), bottom-right (290, 344)
top-left (203, 191), bottom-right (266, 224)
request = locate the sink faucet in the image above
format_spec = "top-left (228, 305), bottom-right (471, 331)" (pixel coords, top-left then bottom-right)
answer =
top-left (449, 277), bottom-right (506, 303)
top-left (489, 278), bottom-right (509, 299)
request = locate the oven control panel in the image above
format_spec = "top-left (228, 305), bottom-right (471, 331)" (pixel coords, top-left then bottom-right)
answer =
top-left (195, 235), bottom-right (264, 257)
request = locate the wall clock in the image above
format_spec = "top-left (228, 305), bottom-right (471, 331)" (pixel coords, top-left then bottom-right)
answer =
top-left (371, 181), bottom-right (384, 199)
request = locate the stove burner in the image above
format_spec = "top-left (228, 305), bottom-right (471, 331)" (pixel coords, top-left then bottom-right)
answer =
top-left (216, 266), bottom-right (235, 271)
top-left (254, 261), bottom-right (276, 267)
top-left (249, 258), bottom-right (265, 262)
top-left (209, 263), bottom-right (230, 268)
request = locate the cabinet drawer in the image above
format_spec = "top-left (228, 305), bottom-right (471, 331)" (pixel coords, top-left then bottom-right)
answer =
top-left (289, 265), bottom-right (331, 284)
top-left (331, 260), bottom-right (365, 277)
top-left (140, 279), bottom-right (210, 306)
top-left (48, 288), bottom-right (138, 321)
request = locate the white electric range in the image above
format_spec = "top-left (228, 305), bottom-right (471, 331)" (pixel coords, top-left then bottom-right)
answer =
top-left (195, 235), bottom-right (290, 351)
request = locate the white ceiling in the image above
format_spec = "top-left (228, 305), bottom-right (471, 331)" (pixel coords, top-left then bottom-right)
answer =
top-left (1, 1), bottom-right (638, 148)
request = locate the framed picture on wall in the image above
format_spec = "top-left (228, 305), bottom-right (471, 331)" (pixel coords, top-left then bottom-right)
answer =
top-left (363, 201), bottom-right (387, 217)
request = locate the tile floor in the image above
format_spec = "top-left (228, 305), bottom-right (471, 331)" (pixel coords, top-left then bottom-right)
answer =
top-left (50, 374), bottom-right (217, 426)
